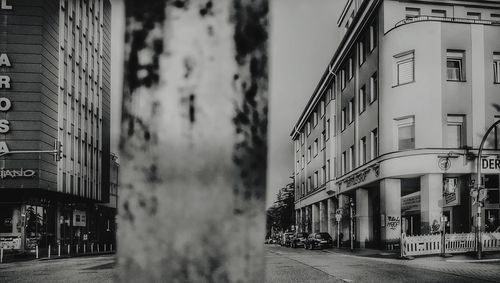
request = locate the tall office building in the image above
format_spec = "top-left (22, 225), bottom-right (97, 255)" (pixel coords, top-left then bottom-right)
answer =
top-left (292, 0), bottom-right (500, 249)
top-left (0, 0), bottom-right (111, 251)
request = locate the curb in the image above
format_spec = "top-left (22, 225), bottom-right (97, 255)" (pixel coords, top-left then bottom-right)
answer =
top-left (446, 258), bottom-right (500, 263)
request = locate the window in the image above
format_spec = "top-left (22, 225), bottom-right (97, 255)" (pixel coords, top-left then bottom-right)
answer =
top-left (326, 119), bottom-right (330, 140)
top-left (394, 51), bottom-right (415, 86)
top-left (321, 131), bottom-right (326, 150)
top-left (327, 160), bottom-right (330, 181)
top-left (396, 116), bottom-right (415, 150)
top-left (492, 14), bottom-right (500, 20)
top-left (370, 72), bottom-right (378, 103)
top-left (432, 9), bottom-right (447, 18)
top-left (307, 176), bottom-right (312, 192)
top-left (494, 116), bottom-right (500, 149)
top-left (307, 121), bottom-right (311, 136)
top-left (359, 137), bottom-right (367, 165)
top-left (359, 41), bottom-right (366, 65)
top-left (467, 12), bottom-right (481, 20)
top-left (348, 99), bottom-right (354, 124)
top-left (320, 100), bottom-right (325, 117)
top-left (340, 69), bottom-right (346, 90)
top-left (314, 171), bottom-right (318, 189)
top-left (313, 111), bottom-right (318, 127)
top-left (301, 155), bottom-right (305, 168)
top-left (349, 146), bottom-right (354, 171)
top-left (447, 50), bottom-right (465, 81)
top-left (405, 7), bottom-right (421, 19)
top-left (313, 139), bottom-right (318, 156)
top-left (446, 115), bottom-right (465, 148)
top-left (369, 24), bottom-right (377, 51)
top-left (359, 85), bottom-right (366, 114)
top-left (494, 53), bottom-right (500, 83)
top-left (348, 57), bottom-right (353, 80)
top-left (307, 146), bottom-right (311, 162)
top-left (301, 132), bottom-right (305, 145)
top-left (321, 166), bottom-right (326, 185)
top-left (341, 151), bottom-right (346, 175)
top-left (341, 108), bottom-right (346, 131)
top-left (371, 128), bottom-right (378, 160)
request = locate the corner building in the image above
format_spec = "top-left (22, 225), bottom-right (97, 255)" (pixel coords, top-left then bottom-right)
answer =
top-left (292, 0), bottom-right (500, 249)
top-left (0, 0), bottom-right (111, 251)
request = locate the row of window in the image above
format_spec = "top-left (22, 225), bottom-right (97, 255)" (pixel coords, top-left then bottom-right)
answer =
top-left (298, 160), bottom-right (331, 197)
top-left (394, 50), bottom-right (500, 86)
top-left (405, 6), bottom-right (500, 21)
top-left (341, 128), bottom-right (378, 175)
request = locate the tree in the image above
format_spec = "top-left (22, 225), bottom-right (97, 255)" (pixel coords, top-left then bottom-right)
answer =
top-left (266, 182), bottom-right (295, 235)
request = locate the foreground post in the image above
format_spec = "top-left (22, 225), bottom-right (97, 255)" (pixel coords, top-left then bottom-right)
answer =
top-left (118, 0), bottom-right (269, 282)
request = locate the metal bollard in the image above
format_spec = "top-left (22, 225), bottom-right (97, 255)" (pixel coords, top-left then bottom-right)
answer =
top-left (58, 244), bottom-right (61, 257)
top-left (36, 245), bottom-right (39, 259)
top-left (67, 244), bottom-right (70, 255)
top-left (97, 244), bottom-right (100, 253)
top-left (1, 247), bottom-right (3, 263)
top-left (104, 244), bottom-right (107, 252)
top-left (110, 244), bottom-right (113, 251)
top-left (84, 244), bottom-right (86, 254)
top-left (118, 0), bottom-right (269, 281)
top-left (91, 243), bottom-right (93, 253)
top-left (76, 244), bottom-right (79, 254)
top-left (48, 245), bottom-right (51, 258)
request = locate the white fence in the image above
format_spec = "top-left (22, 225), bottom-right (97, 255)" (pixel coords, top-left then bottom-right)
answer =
top-left (401, 232), bottom-right (500, 257)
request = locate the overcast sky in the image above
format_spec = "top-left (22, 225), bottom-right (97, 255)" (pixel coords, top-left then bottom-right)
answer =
top-left (109, 0), bottom-right (344, 208)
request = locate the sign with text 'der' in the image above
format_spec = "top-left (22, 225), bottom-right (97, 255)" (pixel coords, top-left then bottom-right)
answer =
top-left (482, 157), bottom-right (500, 170)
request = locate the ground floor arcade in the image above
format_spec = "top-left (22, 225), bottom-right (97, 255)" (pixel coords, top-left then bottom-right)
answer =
top-left (295, 173), bottom-right (500, 250)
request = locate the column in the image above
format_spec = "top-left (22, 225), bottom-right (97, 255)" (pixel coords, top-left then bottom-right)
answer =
top-left (420, 174), bottom-right (443, 234)
top-left (305, 207), bottom-right (311, 233)
top-left (338, 194), bottom-right (350, 243)
top-left (319, 201), bottom-right (327, 232)
top-left (312, 203), bottom-right (320, 233)
top-left (356, 188), bottom-right (373, 248)
top-left (296, 209), bottom-right (301, 232)
top-left (380, 179), bottom-right (401, 245)
top-left (327, 198), bottom-right (336, 236)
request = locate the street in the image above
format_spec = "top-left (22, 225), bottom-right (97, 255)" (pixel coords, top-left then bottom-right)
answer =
top-left (265, 245), bottom-right (500, 283)
top-left (2, 248), bottom-right (500, 282)
top-left (0, 255), bottom-right (116, 283)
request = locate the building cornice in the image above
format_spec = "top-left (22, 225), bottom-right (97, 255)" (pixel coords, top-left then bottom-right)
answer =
top-left (290, 0), bottom-right (381, 140)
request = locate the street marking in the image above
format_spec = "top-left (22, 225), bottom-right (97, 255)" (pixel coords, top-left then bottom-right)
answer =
top-left (342, 279), bottom-right (354, 282)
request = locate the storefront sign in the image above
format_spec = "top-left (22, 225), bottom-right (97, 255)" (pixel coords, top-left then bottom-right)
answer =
top-left (0, 237), bottom-right (21, 250)
top-left (443, 177), bottom-right (460, 206)
top-left (73, 210), bottom-right (87, 227)
top-left (482, 157), bottom-right (500, 170)
top-left (402, 191), bottom-right (420, 212)
top-left (0, 168), bottom-right (36, 179)
top-left (1, 0), bottom-right (12, 10)
top-left (0, 52), bottom-right (13, 155)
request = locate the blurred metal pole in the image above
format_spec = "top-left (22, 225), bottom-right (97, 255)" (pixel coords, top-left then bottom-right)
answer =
top-left (118, 0), bottom-right (269, 282)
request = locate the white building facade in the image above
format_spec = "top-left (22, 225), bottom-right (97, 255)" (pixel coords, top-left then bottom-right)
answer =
top-left (292, 0), bottom-right (500, 249)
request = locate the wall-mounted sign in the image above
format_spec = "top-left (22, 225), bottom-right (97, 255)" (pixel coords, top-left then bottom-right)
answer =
top-left (402, 191), bottom-right (420, 212)
top-left (482, 157), bottom-right (500, 170)
top-left (73, 210), bottom-right (87, 227)
top-left (0, 237), bottom-right (21, 250)
top-left (443, 177), bottom-right (460, 206)
top-left (438, 157), bottom-right (451, 171)
top-left (0, 52), bottom-right (13, 155)
top-left (1, 0), bottom-right (13, 10)
top-left (0, 168), bottom-right (36, 179)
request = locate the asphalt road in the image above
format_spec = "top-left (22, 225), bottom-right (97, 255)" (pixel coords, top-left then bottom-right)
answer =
top-left (0, 255), bottom-right (116, 283)
top-left (265, 245), bottom-right (500, 283)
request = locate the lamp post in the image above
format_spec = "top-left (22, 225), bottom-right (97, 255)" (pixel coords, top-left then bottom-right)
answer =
top-left (475, 119), bottom-right (500, 260)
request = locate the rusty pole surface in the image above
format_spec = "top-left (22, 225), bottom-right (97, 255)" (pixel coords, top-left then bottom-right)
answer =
top-left (118, 0), bottom-right (268, 282)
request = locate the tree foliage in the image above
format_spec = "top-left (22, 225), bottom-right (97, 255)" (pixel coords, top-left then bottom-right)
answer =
top-left (266, 182), bottom-right (295, 235)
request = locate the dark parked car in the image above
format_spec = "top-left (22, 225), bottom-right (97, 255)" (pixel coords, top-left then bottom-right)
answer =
top-left (290, 232), bottom-right (308, 248)
top-left (304, 232), bottom-right (333, 250)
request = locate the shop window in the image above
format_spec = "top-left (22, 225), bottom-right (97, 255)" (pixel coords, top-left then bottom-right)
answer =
top-left (446, 115), bottom-right (465, 148)
top-left (447, 50), bottom-right (465, 81)
top-left (396, 116), bottom-right (415, 150)
top-left (394, 50), bottom-right (415, 86)
top-left (467, 12), bottom-right (481, 20)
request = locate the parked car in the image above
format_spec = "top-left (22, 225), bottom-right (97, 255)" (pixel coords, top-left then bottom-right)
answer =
top-left (290, 232), bottom-right (308, 248)
top-left (304, 232), bottom-right (333, 250)
top-left (280, 232), bottom-right (295, 246)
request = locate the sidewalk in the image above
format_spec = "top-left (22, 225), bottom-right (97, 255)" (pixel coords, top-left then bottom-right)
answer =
top-left (323, 246), bottom-right (500, 262)
top-left (1, 250), bottom-right (116, 264)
